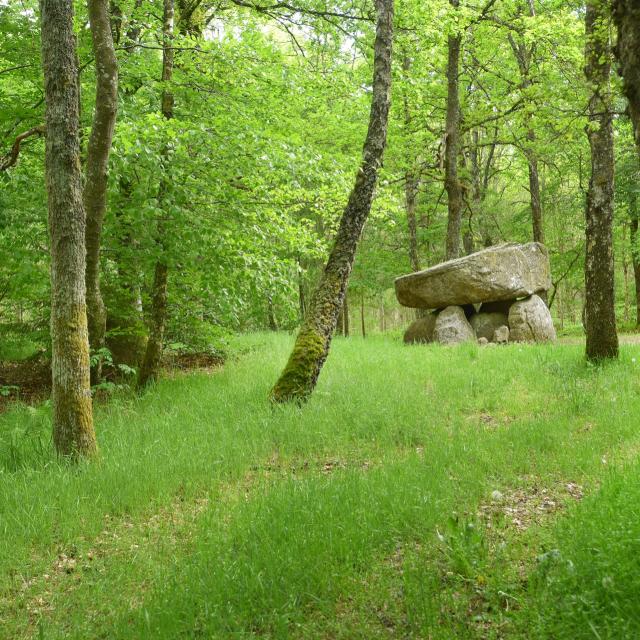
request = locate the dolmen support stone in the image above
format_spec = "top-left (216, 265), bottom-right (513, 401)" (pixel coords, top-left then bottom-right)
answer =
top-left (397, 243), bottom-right (555, 346)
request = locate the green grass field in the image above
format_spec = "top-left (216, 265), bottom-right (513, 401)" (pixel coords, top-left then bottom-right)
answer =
top-left (2, 333), bottom-right (640, 639)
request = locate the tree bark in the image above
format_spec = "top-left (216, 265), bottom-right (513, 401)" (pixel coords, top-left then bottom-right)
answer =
top-left (612, 0), bottom-right (640, 324)
top-left (630, 194), bottom-right (640, 326)
top-left (137, 0), bottom-right (174, 389)
top-left (137, 261), bottom-right (168, 386)
top-left (267, 293), bottom-right (278, 330)
top-left (336, 304), bottom-right (345, 335)
top-left (584, 0), bottom-right (618, 360)
top-left (40, 0), bottom-right (97, 458)
top-left (84, 0), bottom-right (119, 383)
top-left (270, 0), bottom-right (393, 403)
top-left (526, 144), bottom-right (544, 243)
top-left (343, 294), bottom-right (350, 337)
top-left (470, 128), bottom-right (496, 247)
top-left (613, 0), bottom-right (640, 154)
top-left (444, 0), bottom-right (462, 260)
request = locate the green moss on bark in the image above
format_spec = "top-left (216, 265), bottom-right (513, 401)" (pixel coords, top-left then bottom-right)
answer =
top-left (270, 329), bottom-right (326, 403)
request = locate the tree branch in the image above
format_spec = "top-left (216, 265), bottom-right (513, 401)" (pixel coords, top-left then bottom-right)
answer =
top-left (0, 125), bottom-right (45, 172)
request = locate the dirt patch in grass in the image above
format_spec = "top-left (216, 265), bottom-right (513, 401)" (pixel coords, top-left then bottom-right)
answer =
top-left (478, 480), bottom-right (584, 534)
top-left (3, 493), bottom-right (212, 639)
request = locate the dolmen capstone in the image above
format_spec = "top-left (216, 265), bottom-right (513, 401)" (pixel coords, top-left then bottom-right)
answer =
top-left (396, 243), bottom-right (556, 346)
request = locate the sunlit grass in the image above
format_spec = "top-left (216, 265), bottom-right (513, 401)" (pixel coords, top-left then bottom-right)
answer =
top-left (1, 333), bottom-right (640, 638)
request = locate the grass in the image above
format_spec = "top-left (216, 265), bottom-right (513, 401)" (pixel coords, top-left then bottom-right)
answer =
top-left (1, 332), bottom-right (640, 638)
top-left (519, 460), bottom-right (640, 639)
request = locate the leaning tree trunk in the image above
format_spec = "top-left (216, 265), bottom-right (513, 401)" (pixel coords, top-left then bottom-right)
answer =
top-left (84, 0), bottom-right (118, 383)
top-left (584, 0), bottom-right (618, 360)
top-left (270, 0), bottom-right (394, 403)
top-left (40, 0), bottom-right (97, 458)
top-left (137, 0), bottom-right (174, 389)
top-left (444, 0), bottom-right (462, 260)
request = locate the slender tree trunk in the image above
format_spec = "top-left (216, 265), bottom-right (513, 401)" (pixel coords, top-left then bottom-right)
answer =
top-left (613, 0), bottom-right (640, 154)
top-left (630, 195), bottom-right (640, 326)
top-left (401, 54), bottom-right (421, 274)
top-left (270, 0), bottom-right (393, 403)
top-left (40, 0), bottom-right (96, 458)
top-left (406, 172), bottom-right (420, 271)
top-left (361, 294), bottom-right (366, 339)
top-left (401, 53), bottom-right (426, 319)
top-left (297, 255), bottom-right (306, 321)
top-left (613, 1), bottom-right (640, 328)
top-left (405, 164), bottom-right (427, 319)
top-left (622, 223), bottom-right (630, 324)
top-left (137, 261), bottom-right (168, 385)
top-left (267, 294), bottom-right (278, 331)
top-left (528, 143), bottom-right (548, 304)
top-left (343, 294), bottom-right (350, 337)
top-left (584, 0), bottom-right (618, 360)
top-left (470, 128), bottom-right (496, 247)
top-left (444, 0), bottom-right (462, 260)
top-left (336, 306), bottom-right (344, 335)
top-left (84, 0), bottom-right (118, 383)
top-left (526, 145), bottom-right (544, 243)
top-left (138, 0), bottom-right (174, 389)
top-left (508, 1), bottom-right (545, 245)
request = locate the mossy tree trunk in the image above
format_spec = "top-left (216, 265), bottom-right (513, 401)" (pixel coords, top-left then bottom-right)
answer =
top-left (444, 0), bottom-right (462, 261)
top-left (584, 0), bottom-right (619, 360)
top-left (613, 0), bottom-right (640, 154)
top-left (84, 0), bottom-right (118, 383)
top-left (40, 0), bottom-right (97, 458)
top-left (137, 0), bottom-right (174, 389)
top-left (613, 1), bottom-right (640, 327)
top-left (270, 0), bottom-right (394, 403)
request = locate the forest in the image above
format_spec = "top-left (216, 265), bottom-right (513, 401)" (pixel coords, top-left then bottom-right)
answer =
top-left (2, 0), bottom-right (640, 637)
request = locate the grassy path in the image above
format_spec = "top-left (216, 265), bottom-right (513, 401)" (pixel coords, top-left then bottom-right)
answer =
top-left (2, 334), bottom-right (640, 638)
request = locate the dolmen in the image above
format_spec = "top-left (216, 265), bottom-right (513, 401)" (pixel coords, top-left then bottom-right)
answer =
top-left (395, 243), bottom-right (556, 346)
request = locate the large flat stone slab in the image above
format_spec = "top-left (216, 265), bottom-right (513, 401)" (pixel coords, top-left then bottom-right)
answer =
top-left (394, 243), bottom-right (551, 309)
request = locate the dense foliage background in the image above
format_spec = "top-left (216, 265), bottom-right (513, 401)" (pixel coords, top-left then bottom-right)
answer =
top-left (1, 0), bottom-right (638, 359)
